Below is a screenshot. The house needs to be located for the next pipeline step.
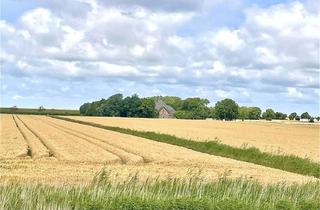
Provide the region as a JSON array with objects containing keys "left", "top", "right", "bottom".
[{"left": 155, "top": 100, "right": 175, "bottom": 118}]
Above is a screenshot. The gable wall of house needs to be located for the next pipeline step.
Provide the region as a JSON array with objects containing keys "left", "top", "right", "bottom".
[{"left": 159, "top": 108, "right": 170, "bottom": 118}]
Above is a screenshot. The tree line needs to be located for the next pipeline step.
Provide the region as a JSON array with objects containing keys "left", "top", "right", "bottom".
[{"left": 79, "top": 94, "right": 319, "bottom": 122}]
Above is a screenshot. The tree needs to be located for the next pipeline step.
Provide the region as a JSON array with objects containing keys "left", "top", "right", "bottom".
[
  {"left": 181, "top": 98, "right": 209, "bottom": 111},
  {"left": 238, "top": 106, "right": 249, "bottom": 120},
  {"left": 215, "top": 99, "right": 239, "bottom": 120},
  {"left": 301, "top": 112, "right": 311, "bottom": 119},
  {"left": 209, "top": 107, "right": 216, "bottom": 119},
  {"left": 38, "top": 105, "right": 45, "bottom": 112},
  {"left": 289, "top": 112, "right": 297, "bottom": 120},
  {"left": 248, "top": 107, "right": 261, "bottom": 120},
  {"left": 191, "top": 106, "right": 211, "bottom": 119},
  {"left": 174, "top": 110, "right": 193, "bottom": 119},
  {"left": 309, "top": 117, "right": 314, "bottom": 123},
  {"left": 275, "top": 112, "right": 287, "bottom": 120},
  {"left": 138, "top": 98, "right": 157, "bottom": 118},
  {"left": 295, "top": 115, "right": 300, "bottom": 121},
  {"left": 79, "top": 103, "right": 91, "bottom": 115},
  {"left": 10, "top": 106, "right": 18, "bottom": 112},
  {"left": 121, "top": 94, "right": 142, "bottom": 117},
  {"left": 316, "top": 117, "right": 320, "bottom": 122},
  {"left": 161, "top": 96, "right": 183, "bottom": 110},
  {"left": 98, "top": 94, "right": 123, "bottom": 117},
  {"left": 262, "top": 108, "right": 275, "bottom": 121}
]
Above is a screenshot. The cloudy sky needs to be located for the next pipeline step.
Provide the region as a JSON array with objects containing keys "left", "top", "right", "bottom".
[{"left": 0, "top": 0, "right": 319, "bottom": 115}]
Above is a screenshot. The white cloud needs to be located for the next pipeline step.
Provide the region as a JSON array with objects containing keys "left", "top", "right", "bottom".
[
  {"left": 215, "top": 89, "right": 229, "bottom": 98},
  {"left": 210, "top": 61, "right": 225, "bottom": 73},
  {"left": 287, "top": 87, "right": 303, "bottom": 98},
  {"left": 130, "top": 45, "right": 145, "bottom": 57},
  {"left": 167, "top": 35, "right": 193, "bottom": 50},
  {"left": 12, "top": 95, "right": 24, "bottom": 100},
  {"left": 0, "top": 0, "right": 319, "bottom": 114},
  {"left": 212, "top": 29, "right": 244, "bottom": 51},
  {"left": 61, "top": 26, "right": 84, "bottom": 52},
  {"left": 21, "top": 8, "right": 59, "bottom": 34},
  {"left": 17, "top": 60, "right": 30, "bottom": 70}
]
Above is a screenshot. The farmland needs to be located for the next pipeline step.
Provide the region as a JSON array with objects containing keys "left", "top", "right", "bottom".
[
  {"left": 64, "top": 116, "right": 320, "bottom": 161},
  {"left": 1, "top": 114, "right": 317, "bottom": 184},
  {"left": 1, "top": 114, "right": 319, "bottom": 209}
]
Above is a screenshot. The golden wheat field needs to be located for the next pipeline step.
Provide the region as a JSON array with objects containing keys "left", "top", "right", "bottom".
[
  {"left": 65, "top": 116, "right": 320, "bottom": 161},
  {"left": 0, "top": 114, "right": 318, "bottom": 186}
]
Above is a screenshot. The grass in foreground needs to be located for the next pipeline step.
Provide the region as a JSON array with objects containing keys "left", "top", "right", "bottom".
[
  {"left": 1, "top": 170, "right": 319, "bottom": 210},
  {"left": 53, "top": 116, "right": 320, "bottom": 178}
]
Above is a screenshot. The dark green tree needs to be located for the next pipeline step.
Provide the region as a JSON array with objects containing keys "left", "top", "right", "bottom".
[
  {"left": 174, "top": 110, "right": 193, "bottom": 119},
  {"left": 138, "top": 98, "right": 157, "bottom": 118},
  {"left": 121, "top": 94, "right": 142, "bottom": 117},
  {"left": 79, "top": 103, "right": 91, "bottom": 115},
  {"left": 248, "top": 107, "right": 261, "bottom": 120},
  {"left": 215, "top": 99, "right": 239, "bottom": 120},
  {"left": 275, "top": 112, "right": 287, "bottom": 120},
  {"left": 262, "top": 108, "right": 275, "bottom": 121},
  {"left": 238, "top": 106, "right": 249, "bottom": 120},
  {"left": 289, "top": 112, "right": 297, "bottom": 120},
  {"left": 301, "top": 112, "right": 311, "bottom": 119},
  {"left": 181, "top": 98, "right": 209, "bottom": 111},
  {"left": 98, "top": 94, "right": 123, "bottom": 117},
  {"left": 161, "top": 96, "right": 183, "bottom": 110}
]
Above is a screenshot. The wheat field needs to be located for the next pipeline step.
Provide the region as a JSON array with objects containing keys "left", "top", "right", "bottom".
[
  {"left": 0, "top": 114, "right": 318, "bottom": 186},
  {"left": 65, "top": 116, "right": 320, "bottom": 161}
]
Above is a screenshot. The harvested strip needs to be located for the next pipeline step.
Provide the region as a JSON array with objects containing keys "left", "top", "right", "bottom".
[
  {"left": 0, "top": 115, "right": 28, "bottom": 159},
  {"left": 64, "top": 116, "right": 320, "bottom": 161},
  {"left": 13, "top": 115, "right": 49, "bottom": 159},
  {"left": 18, "top": 116, "right": 121, "bottom": 164},
  {"left": 37, "top": 117, "right": 144, "bottom": 164},
  {"left": 42, "top": 116, "right": 190, "bottom": 163},
  {"left": 38, "top": 116, "right": 320, "bottom": 184}
]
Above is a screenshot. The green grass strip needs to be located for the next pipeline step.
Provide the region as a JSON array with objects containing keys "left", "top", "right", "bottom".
[
  {"left": 52, "top": 116, "right": 320, "bottom": 178},
  {"left": 1, "top": 170, "right": 320, "bottom": 210}
]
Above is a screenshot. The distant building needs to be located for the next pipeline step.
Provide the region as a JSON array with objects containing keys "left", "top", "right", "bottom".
[{"left": 155, "top": 100, "right": 175, "bottom": 118}]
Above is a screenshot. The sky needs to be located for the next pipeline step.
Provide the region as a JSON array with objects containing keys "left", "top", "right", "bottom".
[{"left": 0, "top": 0, "right": 319, "bottom": 115}]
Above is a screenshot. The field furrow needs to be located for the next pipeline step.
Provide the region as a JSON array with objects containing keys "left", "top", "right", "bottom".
[
  {"left": 37, "top": 117, "right": 144, "bottom": 164},
  {"left": 40, "top": 116, "right": 203, "bottom": 164},
  {"left": 18, "top": 116, "right": 121, "bottom": 163},
  {"left": 30, "top": 117, "right": 313, "bottom": 184},
  {"left": 0, "top": 115, "right": 28, "bottom": 159},
  {"left": 13, "top": 115, "right": 50, "bottom": 159}
]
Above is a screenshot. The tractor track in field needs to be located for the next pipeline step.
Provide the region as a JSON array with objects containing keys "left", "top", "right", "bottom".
[
  {"left": 13, "top": 115, "right": 51, "bottom": 159},
  {"left": 12, "top": 115, "right": 32, "bottom": 158},
  {"left": 33, "top": 116, "right": 146, "bottom": 165},
  {"left": 15, "top": 115, "right": 65, "bottom": 160}
]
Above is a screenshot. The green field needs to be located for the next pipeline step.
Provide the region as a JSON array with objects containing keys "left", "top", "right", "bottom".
[{"left": 0, "top": 107, "right": 80, "bottom": 116}]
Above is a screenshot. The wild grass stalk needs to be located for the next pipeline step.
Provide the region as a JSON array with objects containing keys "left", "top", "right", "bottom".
[{"left": 1, "top": 170, "right": 319, "bottom": 209}]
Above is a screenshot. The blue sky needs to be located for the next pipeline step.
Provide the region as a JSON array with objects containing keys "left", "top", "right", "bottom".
[{"left": 0, "top": 0, "right": 319, "bottom": 116}]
